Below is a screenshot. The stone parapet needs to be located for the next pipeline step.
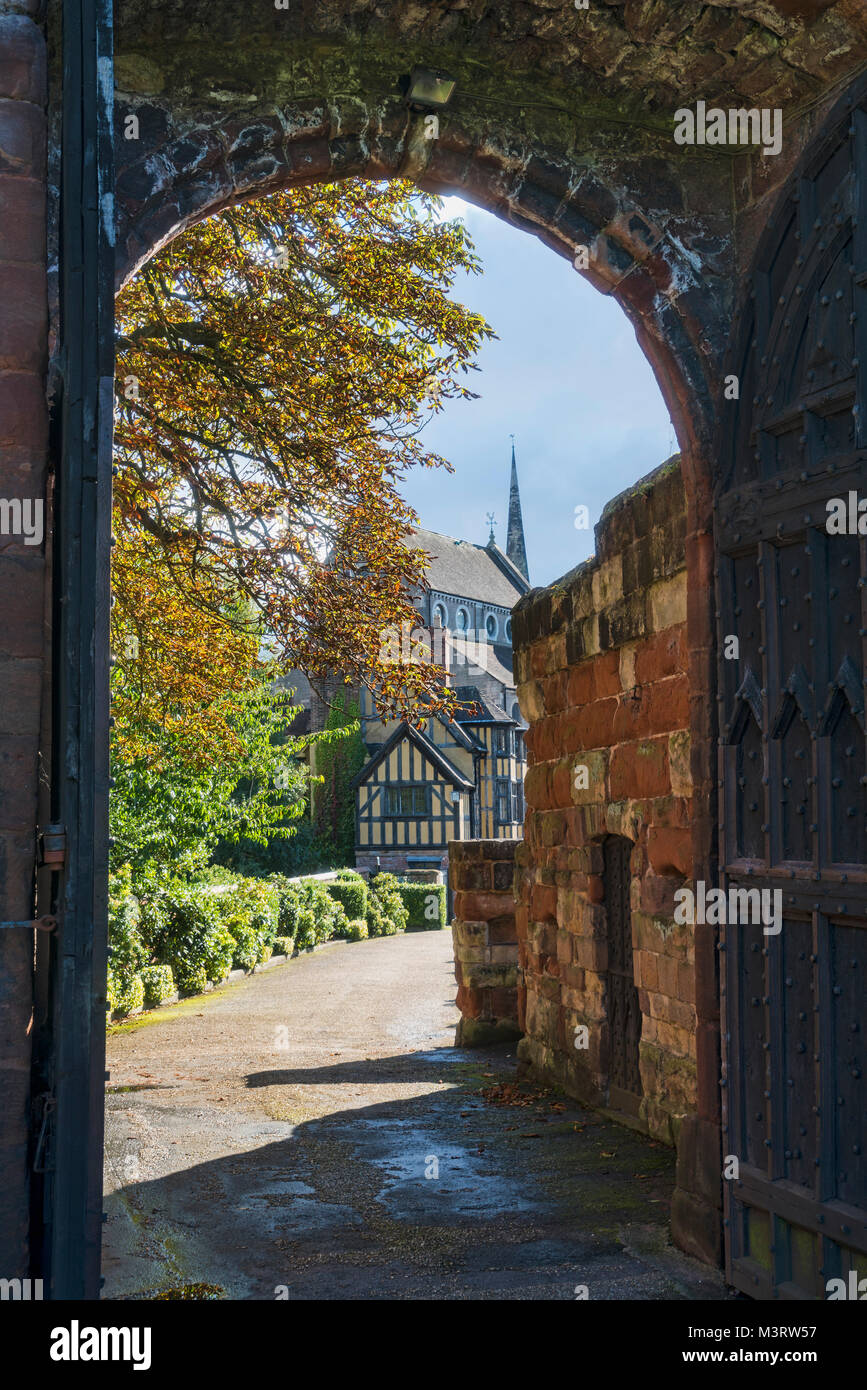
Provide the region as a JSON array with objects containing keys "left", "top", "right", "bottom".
[{"left": 449, "top": 840, "right": 521, "bottom": 1047}]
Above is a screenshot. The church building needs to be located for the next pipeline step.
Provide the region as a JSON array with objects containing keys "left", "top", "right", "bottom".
[{"left": 353, "top": 447, "right": 531, "bottom": 881}]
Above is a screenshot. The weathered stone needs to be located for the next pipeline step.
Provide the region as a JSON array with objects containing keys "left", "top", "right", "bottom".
[{"left": 0, "top": 15, "right": 45, "bottom": 103}]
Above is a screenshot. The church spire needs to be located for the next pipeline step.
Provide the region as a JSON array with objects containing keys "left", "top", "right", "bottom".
[{"left": 506, "top": 437, "right": 529, "bottom": 582}]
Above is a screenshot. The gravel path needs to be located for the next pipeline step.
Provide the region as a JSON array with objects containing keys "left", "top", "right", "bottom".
[{"left": 102, "top": 929, "right": 728, "bottom": 1301}]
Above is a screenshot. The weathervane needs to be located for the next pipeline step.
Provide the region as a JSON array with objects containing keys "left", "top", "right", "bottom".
[{"left": 487, "top": 511, "right": 496, "bottom": 544}]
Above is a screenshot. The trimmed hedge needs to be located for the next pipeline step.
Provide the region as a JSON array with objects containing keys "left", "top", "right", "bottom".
[
  {"left": 324, "top": 878, "right": 368, "bottom": 922},
  {"left": 396, "top": 882, "right": 447, "bottom": 930},
  {"left": 268, "top": 876, "right": 351, "bottom": 949},
  {"left": 366, "top": 872, "right": 409, "bottom": 938},
  {"left": 299, "top": 878, "right": 344, "bottom": 945},
  {"left": 141, "top": 963, "right": 175, "bottom": 1008},
  {"left": 107, "top": 969, "right": 144, "bottom": 1016},
  {"left": 216, "top": 878, "right": 279, "bottom": 969},
  {"left": 268, "top": 875, "right": 304, "bottom": 947},
  {"left": 150, "top": 883, "right": 236, "bottom": 994},
  {"left": 108, "top": 864, "right": 383, "bottom": 1021}
]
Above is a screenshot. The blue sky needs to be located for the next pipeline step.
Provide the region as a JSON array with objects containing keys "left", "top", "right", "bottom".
[{"left": 400, "top": 196, "right": 675, "bottom": 590}]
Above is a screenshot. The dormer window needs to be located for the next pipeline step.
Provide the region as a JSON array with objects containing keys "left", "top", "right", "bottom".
[
  {"left": 455, "top": 607, "right": 469, "bottom": 631},
  {"left": 433, "top": 602, "right": 447, "bottom": 628},
  {"left": 485, "top": 613, "right": 498, "bottom": 640}
]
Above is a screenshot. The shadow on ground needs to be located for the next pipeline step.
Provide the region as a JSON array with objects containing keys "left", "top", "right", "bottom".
[{"left": 105, "top": 1042, "right": 728, "bottom": 1302}]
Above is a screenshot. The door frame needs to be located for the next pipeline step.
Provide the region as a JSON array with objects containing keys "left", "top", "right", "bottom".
[{"left": 33, "top": 0, "right": 116, "bottom": 1300}]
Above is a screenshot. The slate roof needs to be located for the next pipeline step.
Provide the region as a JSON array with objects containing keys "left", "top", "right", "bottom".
[
  {"left": 452, "top": 686, "right": 516, "bottom": 725},
  {"left": 446, "top": 634, "right": 516, "bottom": 691},
  {"left": 408, "top": 527, "right": 528, "bottom": 609}
]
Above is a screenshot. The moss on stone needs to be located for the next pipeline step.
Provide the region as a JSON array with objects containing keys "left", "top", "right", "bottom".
[{"left": 457, "top": 1017, "right": 523, "bottom": 1048}]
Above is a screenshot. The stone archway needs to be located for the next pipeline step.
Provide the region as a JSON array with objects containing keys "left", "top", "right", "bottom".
[
  {"left": 103, "top": 4, "right": 867, "bottom": 1282},
  {"left": 113, "top": 97, "right": 727, "bottom": 479},
  {"left": 110, "top": 104, "right": 728, "bottom": 1268},
  {"left": 3, "top": 0, "right": 867, "bottom": 1297}
]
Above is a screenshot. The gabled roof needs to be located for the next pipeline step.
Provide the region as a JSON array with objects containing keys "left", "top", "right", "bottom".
[
  {"left": 360, "top": 703, "right": 483, "bottom": 755},
  {"left": 352, "top": 720, "right": 474, "bottom": 792},
  {"left": 436, "top": 709, "right": 484, "bottom": 753},
  {"left": 452, "top": 686, "right": 517, "bottom": 725},
  {"left": 408, "top": 527, "right": 528, "bottom": 609}
]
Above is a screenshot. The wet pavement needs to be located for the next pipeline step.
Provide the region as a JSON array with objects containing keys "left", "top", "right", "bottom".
[{"left": 103, "top": 929, "right": 728, "bottom": 1300}]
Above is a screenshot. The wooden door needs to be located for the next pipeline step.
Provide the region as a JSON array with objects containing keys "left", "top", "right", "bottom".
[
  {"left": 716, "top": 80, "right": 867, "bottom": 1300},
  {"left": 605, "top": 835, "right": 642, "bottom": 1116}
]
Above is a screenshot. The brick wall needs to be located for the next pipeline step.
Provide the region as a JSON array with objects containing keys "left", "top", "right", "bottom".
[
  {"left": 450, "top": 839, "right": 521, "bottom": 1047},
  {"left": 512, "top": 458, "right": 693, "bottom": 1138},
  {"left": 355, "top": 849, "right": 448, "bottom": 881}
]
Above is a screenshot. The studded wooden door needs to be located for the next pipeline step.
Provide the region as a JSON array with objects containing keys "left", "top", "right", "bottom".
[
  {"left": 604, "top": 835, "right": 642, "bottom": 1116},
  {"left": 716, "top": 83, "right": 867, "bottom": 1301}
]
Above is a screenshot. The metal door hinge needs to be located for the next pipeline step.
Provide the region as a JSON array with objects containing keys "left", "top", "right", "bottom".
[
  {"left": 0, "top": 916, "right": 57, "bottom": 932},
  {"left": 39, "top": 823, "right": 67, "bottom": 868}
]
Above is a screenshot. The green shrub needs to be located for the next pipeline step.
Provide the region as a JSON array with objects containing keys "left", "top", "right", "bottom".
[
  {"left": 272, "top": 935, "right": 295, "bottom": 957},
  {"left": 345, "top": 917, "right": 368, "bottom": 942},
  {"left": 325, "top": 878, "right": 368, "bottom": 922},
  {"left": 175, "top": 962, "right": 208, "bottom": 996},
  {"left": 140, "top": 963, "right": 175, "bottom": 1008},
  {"left": 329, "top": 900, "right": 350, "bottom": 939},
  {"left": 150, "top": 882, "right": 235, "bottom": 994},
  {"left": 194, "top": 864, "right": 240, "bottom": 887},
  {"left": 366, "top": 872, "right": 408, "bottom": 937},
  {"left": 214, "top": 876, "right": 280, "bottom": 971},
  {"left": 293, "top": 906, "right": 318, "bottom": 950},
  {"left": 107, "top": 867, "right": 148, "bottom": 1017},
  {"left": 226, "top": 920, "right": 260, "bottom": 971},
  {"left": 366, "top": 897, "right": 386, "bottom": 938},
  {"left": 395, "top": 882, "right": 447, "bottom": 930},
  {"left": 137, "top": 889, "right": 170, "bottom": 952},
  {"left": 218, "top": 877, "right": 279, "bottom": 940},
  {"left": 334, "top": 868, "right": 364, "bottom": 881},
  {"left": 107, "top": 969, "right": 144, "bottom": 1017},
  {"left": 203, "top": 925, "right": 236, "bottom": 982},
  {"left": 268, "top": 875, "right": 302, "bottom": 944},
  {"left": 298, "top": 878, "right": 342, "bottom": 944},
  {"left": 261, "top": 875, "right": 350, "bottom": 950},
  {"left": 108, "top": 866, "right": 147, "bottom": 975}
]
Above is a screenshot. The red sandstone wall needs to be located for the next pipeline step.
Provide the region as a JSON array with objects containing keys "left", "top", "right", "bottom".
[
  {"left": 512, "top": 458, "right": 694, "bottom": 1144},
  {"left": 450, "top": 839, "right": 521, "bottom": 1047}
]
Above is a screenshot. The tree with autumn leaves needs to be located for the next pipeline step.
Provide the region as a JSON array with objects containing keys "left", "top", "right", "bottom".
[{"left": 110, "top": 179, "right": 493, "bottom": 874}]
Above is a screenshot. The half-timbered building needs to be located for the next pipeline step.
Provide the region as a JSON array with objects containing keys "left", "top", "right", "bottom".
[{"left": 353, "top": 450, "right": 530, "bottom": 879}]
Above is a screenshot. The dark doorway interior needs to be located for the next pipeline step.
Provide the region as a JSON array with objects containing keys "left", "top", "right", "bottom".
[{"left": 604, "top": 834, "right": 642, "bottom": 1117}]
